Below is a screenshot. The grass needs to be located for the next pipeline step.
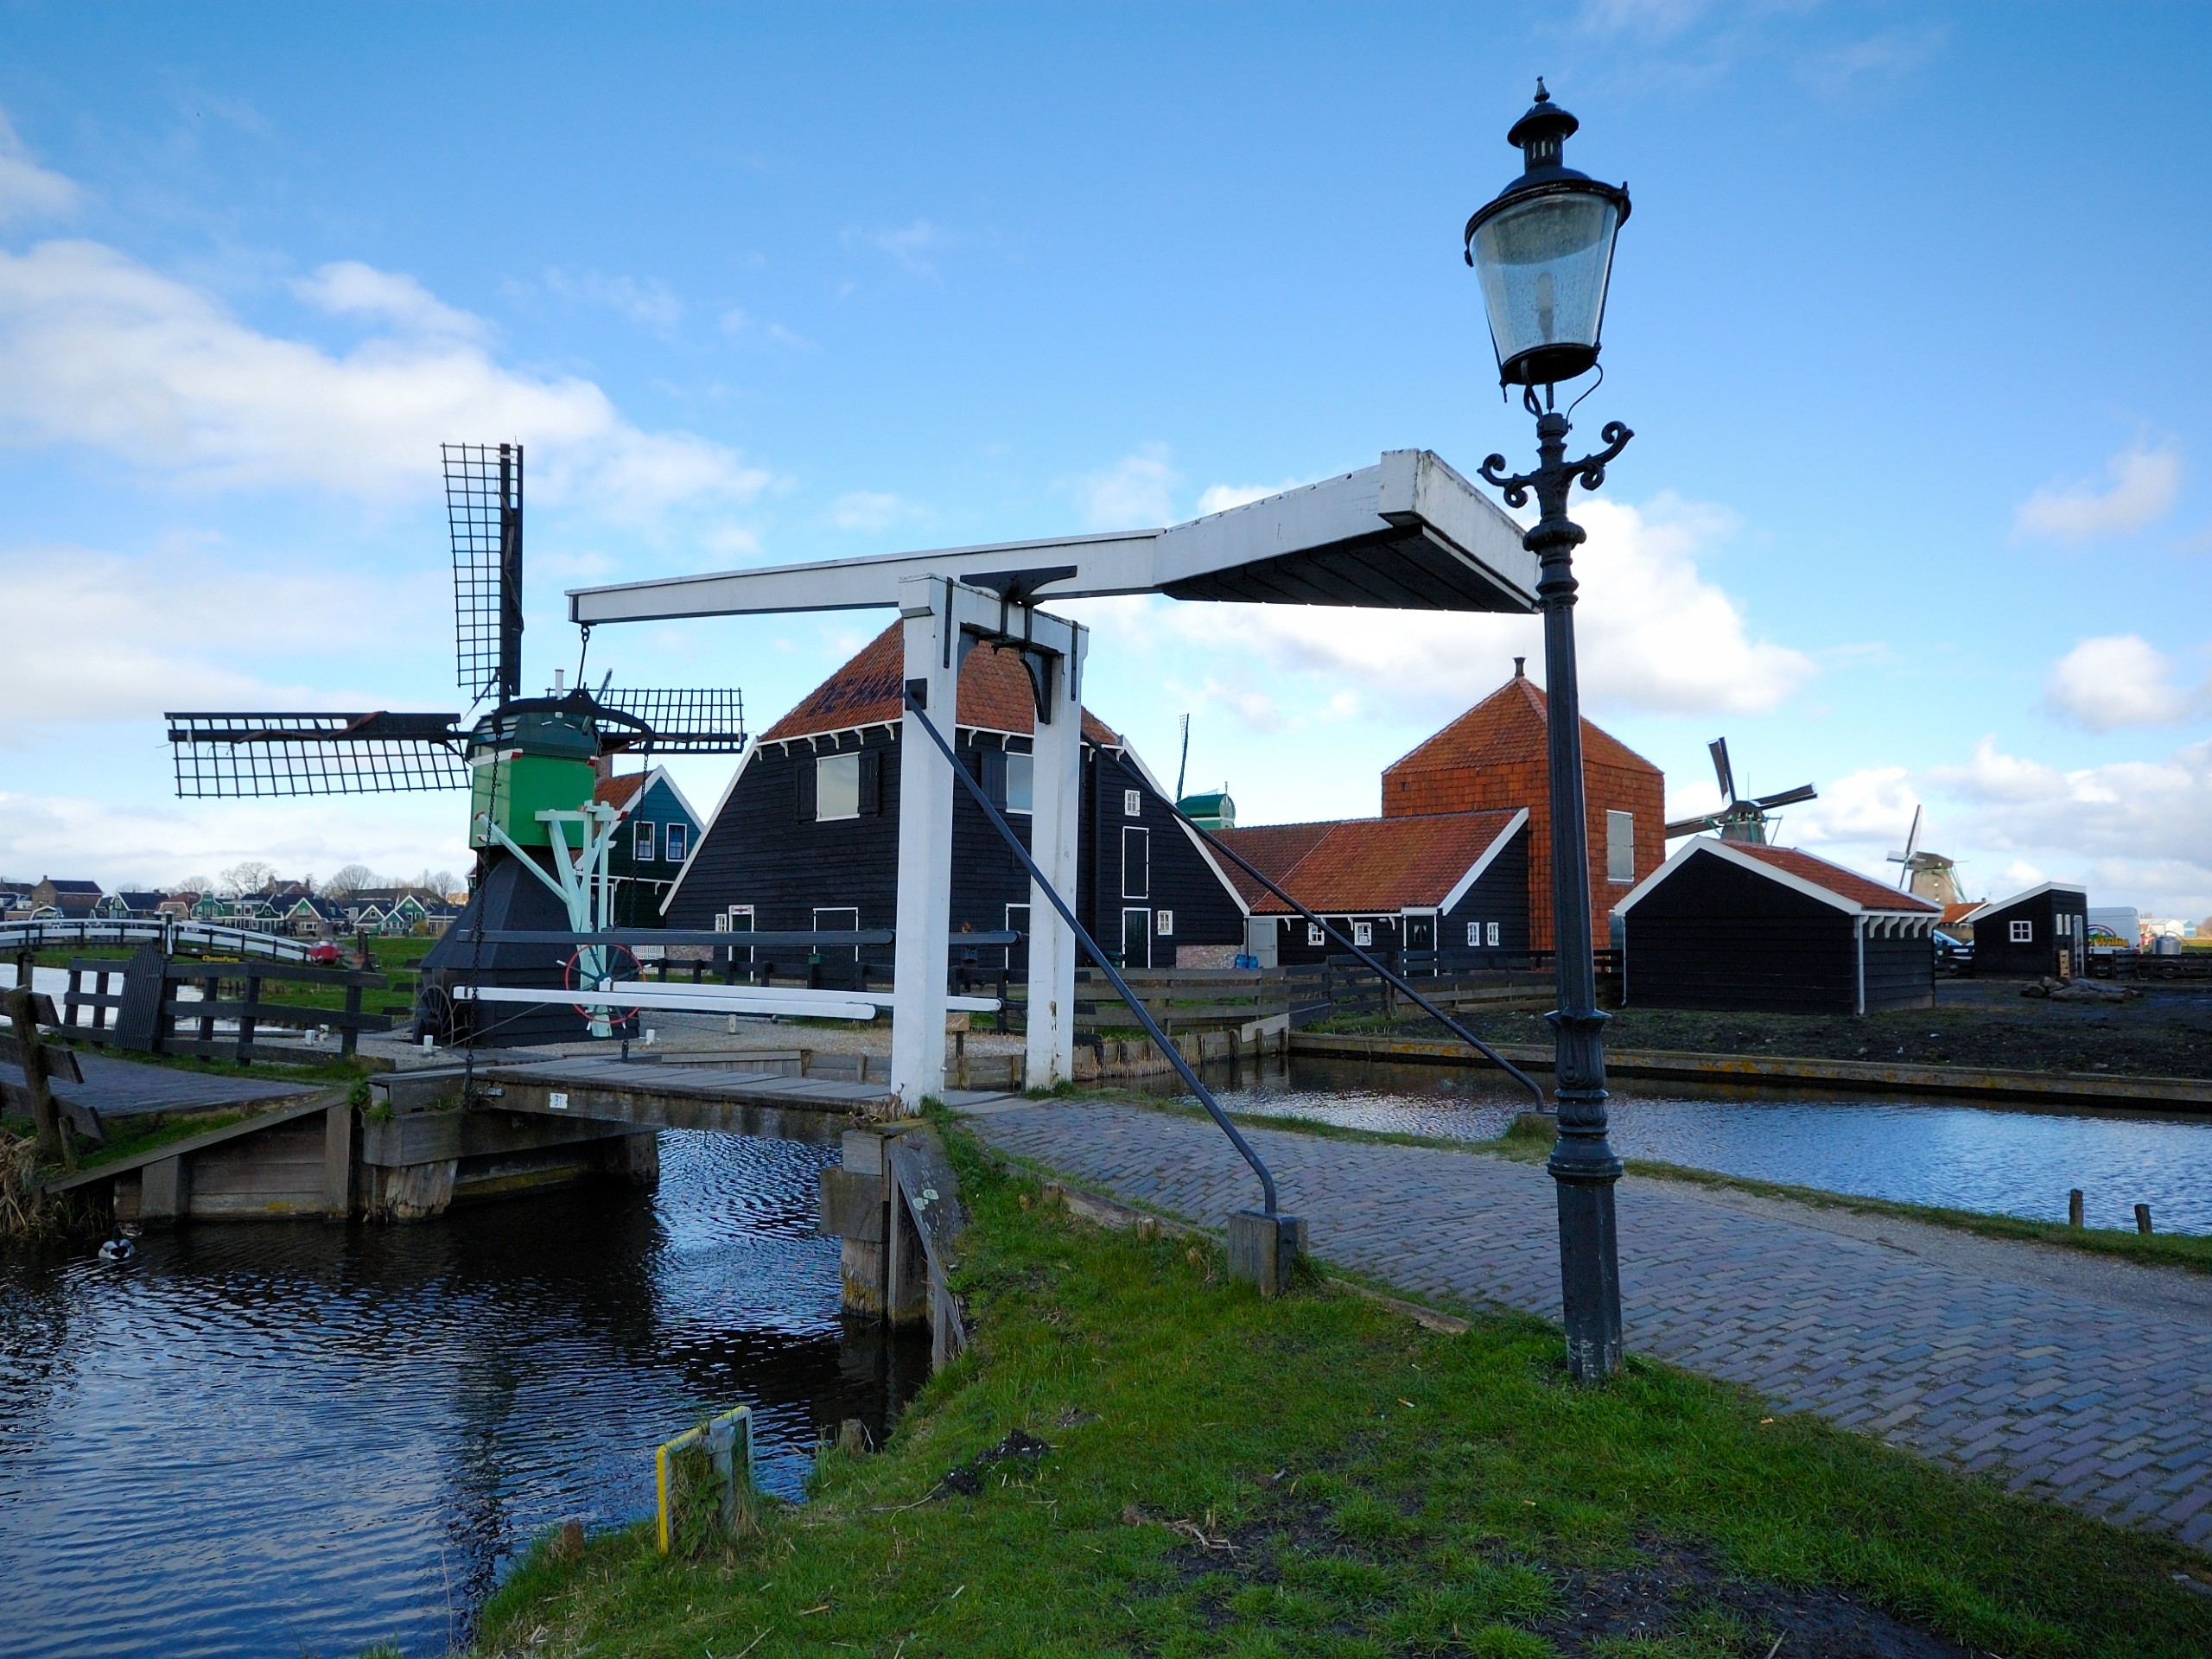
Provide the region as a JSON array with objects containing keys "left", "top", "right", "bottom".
[
  {"left": 474, "top": 1127, "right": 2212, "bottom": 1658},
  {"left": 73, "top": 1110, "right": 247, "bottom": 1169}
]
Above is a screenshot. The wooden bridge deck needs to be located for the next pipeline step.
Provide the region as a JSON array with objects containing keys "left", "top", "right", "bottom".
[{"left": 3, "top": 1049, "right": 321, "bottom": 1124}]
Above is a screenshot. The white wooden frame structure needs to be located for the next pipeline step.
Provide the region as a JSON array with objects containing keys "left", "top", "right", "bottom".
[{"left": 567, "top": 448, "right": 1536, "bottom": 1108}]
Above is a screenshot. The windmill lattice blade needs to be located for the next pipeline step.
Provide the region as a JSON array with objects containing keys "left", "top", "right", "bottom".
[
  {"left": 1708, "top": 738, "right": 1734, "bottom": 801},
  {"left": 167, "top": 711, "right": 468, "bottom": 798},
  {"left": 593, "top": 688, "right": 749, "bottom": 753},
  {"left": 1753, "top": 783, "right": 1818, "bottom": 810},
  {"left": 444, "top": 442, "right": 522, "bottom": 704},
  {"left": 1664, "top": 816, "right": 1720, "bottom": 838}
]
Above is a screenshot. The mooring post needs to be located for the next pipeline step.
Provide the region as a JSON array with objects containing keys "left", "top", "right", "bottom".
[
  {"left": 2136, "top": 1203, "right": 2152, "bottom": 1235},
  {"left": 2068, "top": 1188, "right": 2085, "bottom": 1227}
]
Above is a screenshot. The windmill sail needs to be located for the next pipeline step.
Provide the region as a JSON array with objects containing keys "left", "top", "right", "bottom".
[
  {"left": 1664, "top": 734, "right": 1815, "bottom": 844},
  {"left": 166, "top": 711, "right": 467, "bottom": 798},
  {"left": 592, "top": 688, "right": 748, "bottom": 753},
  {"left": 444, "top": 442, "right": 524, "bottom": 706}
]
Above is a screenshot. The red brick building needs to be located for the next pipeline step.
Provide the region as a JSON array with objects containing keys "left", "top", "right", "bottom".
[{"left": 1380, "top": 663, "right": 1665, "bottom": 953}]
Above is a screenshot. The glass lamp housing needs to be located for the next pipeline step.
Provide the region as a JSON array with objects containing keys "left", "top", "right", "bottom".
[{"left": 1465, "top": 83, "right": 1630, "bottom": 389}]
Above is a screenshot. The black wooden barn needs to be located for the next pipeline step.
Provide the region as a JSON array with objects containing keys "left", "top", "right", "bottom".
[
  {"left": 1961, "top": 882, "right": 2090, "bottom": 978},
  {"left": 1217, "top": 810, "right": 1531, "bottom": 966},
  {"left": 1613, "top": 839, "right": 1942, "bottom": 1014},
  {"left": 662, "top": 626, "right": 1249, "bottom": 970}
]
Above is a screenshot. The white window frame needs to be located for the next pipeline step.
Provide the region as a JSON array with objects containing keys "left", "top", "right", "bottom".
[
  {"left": 1122, "top": 788, "right": 1142, "bottom": 817},
  {"left": 1488, "top": 920, "right": 1502, "bottom": 948},
  {"left": 2010, "top": 918, "right": 2033, "bottom": 944},
  {"left": 1605, "top": 810, "right": 1636, "bottom": 884},
  {"left": 1352, "top": 920, "right": 1374, "bottom": 947},
  {"left": 632, "top": 819, "right": 656, "bottom": 861},
  {"left": 814, "top": 905, "right": 861, "bottom": 962},
  {"left": 1306, "top": 922, "right": 1325, "bottom": 946},
  {"left": 1006, "top": 752, "right": 1035, "bottom": 816},
  {"left": 817, "top": 753, "right": 861, "bottom": 821},
  {"left": 1155, "top": 909, "right": 1173, "bottom": 936},
  {"left": 1466, "top": 921, "right": 1482, "bottom": 947},
  {"left": 1005, "top": 902, "right": 1030, "bottom": 937},
  {"left": 1121, "top": 825, "right": 1149, "bottom": 899},
  {"left": 662, "top": 821, "right": 687, "bottom": 863}
]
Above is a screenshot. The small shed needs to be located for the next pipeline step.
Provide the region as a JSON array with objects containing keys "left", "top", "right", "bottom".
[
  {"left": 1961, "top": 882, "right": 2089, "bottom": 978},
  {"left": 1614, "top": 839, "right": 1942, "bottom": 1014}
]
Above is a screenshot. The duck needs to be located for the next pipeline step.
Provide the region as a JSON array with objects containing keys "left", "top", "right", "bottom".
[{"left": 98, "top": 1235, "right": 137, "bottom": 1264}]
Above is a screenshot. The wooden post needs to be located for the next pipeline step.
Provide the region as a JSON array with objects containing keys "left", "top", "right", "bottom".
[
  {"left": 65, "top": 964, "right": 81, "bottom": 1034},
  {"left": 323, "top": 1099, "right": 353, "bottom": 1217},
  {"left": 341, "top": 978, "right": 363, "bottom": 1058},
  {"left": 5, "top": 987, "right": 73, "bottom": 1170},
  {"left": 237, "top": 969, "right": 262, "bottom": 1065},
  {"left": 141, "top": 1154, "right": 187, "bottom": 1221},
  {"left": 198, "top": 970, "right": 219, "bottom": 1049},
  {"left": 2068, "top": 1188, "right": 2085, "bottom": 1228},
  {"left": 2135, "top": 1203, "right": 2152, "bottom": 1236}
]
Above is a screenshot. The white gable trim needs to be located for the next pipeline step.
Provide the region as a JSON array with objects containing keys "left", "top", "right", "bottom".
[
  {"left": 1116, "top": 741, "right": 1252, "bottom": 918},
  {"left": 1435, "top": 808, "right": 1532, "bottom": 916},
  {"left": 1961, "top": 880, "right": 2088, "bottom": 925},
  {"left": 659, "top": 742, "right": 757, "bottom": 915},
  {"left": 1611, "top": 836, "right": 1934, "bottom": 919}
]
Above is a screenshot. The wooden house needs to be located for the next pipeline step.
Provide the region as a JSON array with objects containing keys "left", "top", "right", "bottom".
[
  {"left": 31, "top": 877, "right": 104, "bottom": 918},
  {"left": 1612, "top": 838, "right": 1942, "bottom": 1014},
  {"left": 664, "top": 625, "right": 1249, "bottom": 969},
  {"left": 1380, "top": 661, "right": 1663, "bottom": 954},
  {"left": 1219, "top": 810, "right": 1530, "bottom": 966},
  {"left": 594, "top": 767, "right": 706, "bottom": 926},
  {"left": 1960, "top": 882, "right": 2089, "bottom": 978}
]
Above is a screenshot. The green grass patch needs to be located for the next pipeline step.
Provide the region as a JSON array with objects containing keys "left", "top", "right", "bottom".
[
  {"left": 75, "top": 1111, "right": 247, "bottom": 1169},
  {"left": 474, "top": 1129, "right": 2212, "bottom": 1658}
]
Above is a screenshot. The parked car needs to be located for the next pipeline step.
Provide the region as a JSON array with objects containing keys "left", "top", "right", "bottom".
[{"left": 1933, "top": 929, "right": 1973, "bottom": 976}]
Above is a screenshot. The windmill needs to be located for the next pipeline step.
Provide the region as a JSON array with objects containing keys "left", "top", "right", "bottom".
[
  {"left": 1886, "top": 805, "right": 1967, "bottom": 907},
  {"left": 165, "top": 442, "right": 748, "bottom": 1044},
  {"left": 1662, "top": 737, "right": 1816, "bottom": 846}
]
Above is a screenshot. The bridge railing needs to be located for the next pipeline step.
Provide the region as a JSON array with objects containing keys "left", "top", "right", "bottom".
[{"left": 0, "top": 918, "right": 316, "bottom": 963}]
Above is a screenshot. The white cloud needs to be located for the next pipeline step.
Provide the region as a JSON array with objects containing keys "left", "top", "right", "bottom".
[
  {"left": 718, "top": 307, "right": 813, "bottom": 350},
  {"left": 1196, "top": 478, "right": 1309, "bottom": 517},
  {"left": 1764, "top": 765, "right": 1915, "bottom": 848},
  {"left": 543, "top": 268, "right": 684, "bottom": 334},
  {"left": 2045, "top": 634, "right": 2202, "bottom": 730},
  {"left": 831, "top": 490, "right": 915, "bottom": 532},
  {"left": 1130, "top": 493, "right": 1813, "bottom": 721},
  {"left": 293, "top": 260, "right": 485, "bottom": 340},
  {"left": 2013, "top": 442, "right": 2183, "bottom": 544},
  {"left": 0, "top": 238, "right": 772, "bottom": 517},
  {"left": 846, "top": 219, "right": 953, "bottom": 278},
  {"left": 0, "top": 111, "right": 79, "bottom": 224},
  {"left": 1076, "top": 444, "right": 1179, "bottom": 531}
]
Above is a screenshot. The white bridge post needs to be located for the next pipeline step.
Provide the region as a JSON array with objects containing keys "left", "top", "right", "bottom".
[
  {"left": 889, "top": 577, "right": 959, "bottom": 1109},
  {"left": 1026, "top": 621, "right": 1086, "bottom": 1089}
]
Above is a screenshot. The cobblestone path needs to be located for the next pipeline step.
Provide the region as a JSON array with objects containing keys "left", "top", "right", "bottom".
[{"left": 966, "top": 1099, "right": 2212, "bottom": 1550}]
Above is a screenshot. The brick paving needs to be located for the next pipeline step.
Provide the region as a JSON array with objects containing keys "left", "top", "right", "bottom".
[{"left": 967, "top": 1098, "right": 2212, "bottom": 1550}]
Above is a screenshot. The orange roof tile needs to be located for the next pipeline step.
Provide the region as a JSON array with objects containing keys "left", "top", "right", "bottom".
[
  {"left": 1222, "top": 810, "right": 1523, "bottom": 915},
  {"left": 1382, "top": 672, "right": 1659, "bottom": 779},
  {"left": 760, "top": 624, "right": 1119, "bottom": 746},
  {"left": 593, "top": 772, "right": 647, "bottom": 810},
  {"left": 1211, "top": 820, "right": 1338, "bottom": 906},
  {"left": 1730, "top": 843, "right": 1942, "bottom": 912}
]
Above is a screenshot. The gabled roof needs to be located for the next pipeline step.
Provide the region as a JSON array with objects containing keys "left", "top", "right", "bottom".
[
  {"left": 760, "top": 624, "right": 1119, "bottom": 747},
  {"left": 1382, "top": 671, "right": 1660, "bottom": 780},
  {"left": 1221, "top": 810, "right": 1527, "bottom": 916},
  {"left": 1959, "top": 880, "right": 2088, "bottom": 924},
  {"left": 116, "top": 890, "right": 166, "bottom": 909},
  {"left": 41, "top": 877, "right": 103, "bottom": 894},
  {"left": 594, "top": 765, "right": 705, "bottom": 830},
  {"left": 1614, "top": 837, "right": 1942, "bottom": 918}
]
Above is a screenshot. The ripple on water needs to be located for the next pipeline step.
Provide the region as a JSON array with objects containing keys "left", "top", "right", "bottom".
[{"left": 0, "top": 1131, "right": 928, "bottom": 1659}]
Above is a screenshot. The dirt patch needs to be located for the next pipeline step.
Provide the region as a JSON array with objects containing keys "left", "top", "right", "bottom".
[{"left": 931, "top": 1427, "right": 1052, "bottom": 1498}]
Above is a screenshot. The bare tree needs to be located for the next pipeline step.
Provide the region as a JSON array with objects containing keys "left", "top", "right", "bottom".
[
  {"left": 324, "top": 864, "right": 378, "bottom": 899},
  {"left": 176, "top": 874, "right": 216, "bottom": 898},
  {"left": 219, "top": 860, "right": 277, "bottom": 897}
]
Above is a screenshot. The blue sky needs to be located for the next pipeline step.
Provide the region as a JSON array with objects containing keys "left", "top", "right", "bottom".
[{"left": 3, "top": 2, "right": 2209, "bottom": 918}]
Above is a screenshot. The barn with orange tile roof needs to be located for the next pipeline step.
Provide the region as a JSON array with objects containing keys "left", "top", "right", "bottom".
[
  {"left": 665, "top": 626, "right": 1249, "bottom": 969},
  {"left": 1612, "top": 836, "right": 1942, "bottom": 1014}
]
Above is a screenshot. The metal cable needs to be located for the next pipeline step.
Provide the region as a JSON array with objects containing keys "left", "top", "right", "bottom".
[
  {"left": 901, "top": 691, "right": 1279, "bottom": 1215},
  {"left": 1104, "top": 752, "right": 1548, "bottom": 1113}
]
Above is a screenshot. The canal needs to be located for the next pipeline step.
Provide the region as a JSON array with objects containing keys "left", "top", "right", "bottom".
[{"left": 0, "top": 1132, "right": 928, "bottom": 1659}]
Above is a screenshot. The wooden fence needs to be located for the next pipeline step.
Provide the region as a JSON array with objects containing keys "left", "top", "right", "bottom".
[{"left": 63, "top": 946, "right": 393, "bottom": 1063}]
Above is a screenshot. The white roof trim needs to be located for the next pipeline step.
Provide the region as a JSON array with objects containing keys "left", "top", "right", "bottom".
[
  {"left": 1116, "top": 741, "right": 1252, "bottom": 918},
  {"left": 1436, "top": 808, "right": 1531, "bottom": 915},
  {"left": 1610, "top": 836, "right": 1938, "bottom": 919},
  {"left": 1960, "top": 880, "right": 2088, "bottom": 924}
]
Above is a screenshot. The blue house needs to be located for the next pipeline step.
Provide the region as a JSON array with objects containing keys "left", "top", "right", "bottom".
[{"left": 595, "top": 766, "right": 706, "bottom": 926}]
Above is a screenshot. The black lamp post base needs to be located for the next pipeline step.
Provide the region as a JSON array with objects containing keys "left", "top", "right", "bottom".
[{"left": 1552, "top": 1168, "right": 1624, "bottom": 1381}]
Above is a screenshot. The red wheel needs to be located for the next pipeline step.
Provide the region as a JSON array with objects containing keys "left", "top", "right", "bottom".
[{"left": 564, "top": 943, "right": 644, "bottom": 1026}]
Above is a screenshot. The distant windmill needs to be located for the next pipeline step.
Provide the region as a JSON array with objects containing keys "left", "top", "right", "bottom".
[
  {"left": 1662, "top": 737, "right": 1817, "bottom": 846},
  {"left": 164, "top": 443, "right": 750, "bottom": 1043},
  {"left": 1886, "top": 805, "right": 1967, "bottom": 907}
]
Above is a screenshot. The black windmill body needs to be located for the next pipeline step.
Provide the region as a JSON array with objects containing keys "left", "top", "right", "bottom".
[
  {"left": 165, "top": 443, "right": 747, "bottom": 1046},
  {"left": 1662, "top": 738, "right": 1816, "bottom": 847}
]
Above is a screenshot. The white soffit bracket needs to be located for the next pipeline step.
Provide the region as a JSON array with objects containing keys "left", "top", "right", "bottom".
[{"left": 567, "top": 450, "right": 1537, "bottom": 624}]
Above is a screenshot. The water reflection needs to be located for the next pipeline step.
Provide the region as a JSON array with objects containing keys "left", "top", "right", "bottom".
[
  {"left": 0, "top": 1132, "right": 927, "bottom": 1659},
  {"left": 1178, "top": 1055, "right": 2212, "bottom": 1236}
]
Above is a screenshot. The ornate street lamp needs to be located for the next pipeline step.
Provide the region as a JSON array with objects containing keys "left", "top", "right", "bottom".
[{"left": 1465, "top": 79, "right": 1632, "bottom": 1383}]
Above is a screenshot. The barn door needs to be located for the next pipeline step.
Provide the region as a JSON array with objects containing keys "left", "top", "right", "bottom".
[{"left": 1121, "top": 907, "right": 1152, "bottom": 969}]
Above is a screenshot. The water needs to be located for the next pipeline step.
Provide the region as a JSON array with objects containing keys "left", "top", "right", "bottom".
[
  {"left": 1198, "top": 1056, "right": 2212, "bottom": 1235},
  {"left": 0, "top": 1134, "right": 926, "bottom": 1659}
]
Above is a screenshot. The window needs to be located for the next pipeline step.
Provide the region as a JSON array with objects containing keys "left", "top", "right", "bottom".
[
  {"left": 633, "top": 820, "right": 656, "bottom": 861},
  {"left": 1307, "top": 922, "right": 1325, "bottom": 946},
  {"left": 1156, "top": 909, "right": 1174, "bottom": 936},
  {"left": 1122, "top": 826, "right": 1149, "bottom": 899},
  {"left": 2010, "top": 919, "right": 2033, "bottom": 944},
  {"left": 1467, "top": 921, "right": 1482, "bottom": 947},
  {"left": 663, "top": 822, "right": 687, "bottom": 862},
  {"left": 1352, "top": 920, "right": 1373, "bottom": 947},
  {"left": 1006, "top": 752, "right": 1034, "bottom": 814},
  {"left": 817, "top": 752, "right": 861, "bottom": 820},
  {"left": 1488, "top": 921, "right": 1502, "bottom": 947},
  {"left": 1605, "top": 810, "right": 1636, "bottom": 883},
  {"left": 1122, "top": 788, "right": 1142, "bottom": 817}
]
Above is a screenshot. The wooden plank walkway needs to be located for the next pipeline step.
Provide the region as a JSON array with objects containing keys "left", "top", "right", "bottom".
[{"left": 2, "top": 1049, "right": 321, "bottom": 1122}]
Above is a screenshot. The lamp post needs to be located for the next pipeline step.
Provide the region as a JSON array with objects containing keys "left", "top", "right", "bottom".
[{"left": 1465, "top": 79, "right": 1632, "bottom": 1383}]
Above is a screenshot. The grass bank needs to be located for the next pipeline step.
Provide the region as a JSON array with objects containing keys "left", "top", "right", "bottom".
[{"left": 476, "top": 1128, "right": 2212, "bottom": 1658}]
